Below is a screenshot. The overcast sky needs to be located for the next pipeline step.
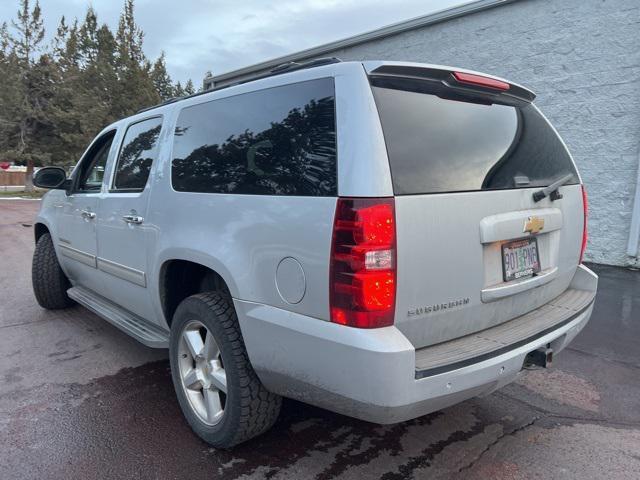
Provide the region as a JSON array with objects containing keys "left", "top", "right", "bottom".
[{"left": 1, "top": 0, "right": 469, "bottom": 86}]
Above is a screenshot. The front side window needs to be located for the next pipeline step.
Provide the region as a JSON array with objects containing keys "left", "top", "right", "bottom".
[
  {"left": 76, "top": 132, "right": 115, "bottom": 192},
  {"left": 112, "top": 117, "right": 163, "bottom": 191},
  {"left": 171, "top": 77, "right": 337, "bottom": 196}
]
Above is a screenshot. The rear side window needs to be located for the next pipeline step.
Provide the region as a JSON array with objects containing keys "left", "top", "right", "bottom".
[
  {"left": 371, "top": 84, "right": 578, "bottom": 195},
  {"left": 171, "top": 78, "right": 337, "bottom": 196},
  {"left": 112, "top": 116, "right": 163, "bottom": 191}
]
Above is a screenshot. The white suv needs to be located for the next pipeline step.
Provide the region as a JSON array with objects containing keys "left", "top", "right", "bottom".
[{"left": 31, "top": 59, "right": 597, "bottom": 448}]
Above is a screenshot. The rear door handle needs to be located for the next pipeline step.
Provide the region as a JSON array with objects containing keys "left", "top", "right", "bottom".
[
  {"left": 80, "top": 209, "right": 96, "bottom": 219},
  {"left": 122, "top": 214, "right": 144, "bottom": 225}
]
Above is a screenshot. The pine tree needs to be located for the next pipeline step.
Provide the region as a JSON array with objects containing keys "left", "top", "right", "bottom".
[
  {"left": 63, "top": 19, "right": 81, "bottom": 69},
  {"left": 112, "top": 0, "right": 159, "bottom": 117},
  {"left": 173, "top": 80, "right": 184, "bottom": 97},
  {"left": 3, "top": 0, "right": 48, "bottom": 191},
  {"left": 0, "top": 0, "right": 200, "bottom": 179},
  {"left": 0, "top": 24, "right": 21, "bottom": 159},
  {"left": 151, "top": 52, "right": 174, "bottom": 101},
  {"left": 184, "top": 79, "right": 196, "bottom": 95},
  {"left": 116, "top": 0, "right": 145, "bottom": 67},
  {"left": 78, "top": 8, "right": 98, "bottom": 66},
  {"left": 10, "top": 0, "right": 44, "bottom": 66},
  {"left": 0, "top": 22, "right": 10, "bottom": 59},
  {"left": 51, "top": 16, "right": 68, "bottom": 61}
]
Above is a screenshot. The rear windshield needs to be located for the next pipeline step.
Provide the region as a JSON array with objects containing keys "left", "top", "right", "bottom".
[{"left": 371, "top": 84, "right": 578, "bottom": 195}]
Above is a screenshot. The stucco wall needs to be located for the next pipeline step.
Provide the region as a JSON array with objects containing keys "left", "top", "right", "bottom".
[{"left": 318, "top": 0, "right": 640, "bottom": 266}]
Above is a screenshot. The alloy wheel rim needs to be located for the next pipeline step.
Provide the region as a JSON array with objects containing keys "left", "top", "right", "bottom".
[{"left": 178, "top": 320, "right": 227, "bottom": 425}]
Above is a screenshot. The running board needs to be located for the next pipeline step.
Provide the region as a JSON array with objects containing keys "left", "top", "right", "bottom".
[{"left": 67, "top": 286, "right": 169, "bottom": 348}]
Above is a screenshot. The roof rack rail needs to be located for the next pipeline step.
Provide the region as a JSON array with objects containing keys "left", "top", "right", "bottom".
[
  {"left": 236, "top": 57, "right": 342, "bottom": 85},
  {"left": 270, "top": 57, "right": 342, "bottom": 74},
  {"left": 135, "top": 86, "right": 211, "bottom": 114},
  {"left": 136, "top": 96, "right": 182, "bottom": 114},
  {"left": 214, "top": 57, "right": 342, "bottom": 91},
  {"left": 135, "top": 57, "right": 342, "bottom": 115}
]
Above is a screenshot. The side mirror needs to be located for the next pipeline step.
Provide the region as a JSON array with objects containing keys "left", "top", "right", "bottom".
[{"left": 33, "top": 167, "right": 69, "bottom": 190}]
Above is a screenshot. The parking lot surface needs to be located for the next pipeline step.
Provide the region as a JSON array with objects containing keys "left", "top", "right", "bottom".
[{"left": 1, "top": 199, "right": 639, "bottom": 479}]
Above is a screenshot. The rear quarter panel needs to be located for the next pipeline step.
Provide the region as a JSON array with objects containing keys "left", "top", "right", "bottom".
[{"left": 146, "top": 62, "right": 390, "bottom": 324}]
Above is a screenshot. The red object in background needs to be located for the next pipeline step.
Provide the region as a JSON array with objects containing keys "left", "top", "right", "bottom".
[{"left": 0, "top": 162, "right": 10, "bottom": 170}]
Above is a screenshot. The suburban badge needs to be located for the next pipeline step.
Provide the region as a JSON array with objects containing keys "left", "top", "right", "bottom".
[{"left": 407, "top": 298, "right": 470, "bottom": 317}]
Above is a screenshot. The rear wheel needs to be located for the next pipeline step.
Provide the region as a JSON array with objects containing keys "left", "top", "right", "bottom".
[
  {"left": 32, "top": 232, "right": 75, "bottom": 310},
  {"left": 169, "top": 292, "right": 281, "bottom": 448}
]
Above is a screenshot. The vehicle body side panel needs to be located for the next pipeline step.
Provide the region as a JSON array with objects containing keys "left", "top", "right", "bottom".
[
  {"left": 147, "top": 62, "right": 391, "bottom": 327},
  {"left": 333, "top": 64, "right": 393, "bottom": 197},
  {"left": 149, "top": 189, "right": 337, "bottom": 324},
  {"left": 95, "top": 116, "right": 168, "bottom": 323}
]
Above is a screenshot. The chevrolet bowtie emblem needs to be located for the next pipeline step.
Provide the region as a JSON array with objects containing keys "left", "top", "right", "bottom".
[{"left": 524, "top": 216, "right": 545, "bottom": 234}]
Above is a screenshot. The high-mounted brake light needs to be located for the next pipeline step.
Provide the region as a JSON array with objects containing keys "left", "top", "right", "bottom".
[
  {"left": 580, "top": 185, "right": 588, "bottom": 263},
  {"left": 330, "top": 198, "right": 396, "bottom": 328},
  {"left": 453, "top": 71, "right": 510, "bottom": 91}
]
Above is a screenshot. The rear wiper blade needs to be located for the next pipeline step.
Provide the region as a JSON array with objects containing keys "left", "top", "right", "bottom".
[{"left": 532, "top": 173, "right": 574, "bottom": 202}]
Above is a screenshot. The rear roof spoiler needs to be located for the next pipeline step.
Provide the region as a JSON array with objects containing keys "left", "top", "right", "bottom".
[{"left": 367, "top": 63, "right": 535, "bottom": 104}]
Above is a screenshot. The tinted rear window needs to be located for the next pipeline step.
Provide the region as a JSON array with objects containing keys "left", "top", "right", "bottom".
[
  {"left": 172, "top": 78, "right": 337, "bottom": 196},
  {"left": 113, "top": 117, "right": 162, "bottom": 191},
  {"left": 371, "top": 84, "right": 578, "bottom": 195}
]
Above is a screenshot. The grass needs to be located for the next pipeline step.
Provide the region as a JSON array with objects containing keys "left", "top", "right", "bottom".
[{"left": 0, "top": 189, "right": 45, "bottom": 198}]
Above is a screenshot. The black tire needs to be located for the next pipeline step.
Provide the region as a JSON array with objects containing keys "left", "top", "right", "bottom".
[
  {"left": 32, "top": 232, "right": 75, "bottom": 310},
  {"left": 169, "top": 292, "right": 281, "bottom": 448}
]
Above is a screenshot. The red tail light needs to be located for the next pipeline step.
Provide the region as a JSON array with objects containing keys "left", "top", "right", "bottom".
[
  {"left": 452, "top": 71, "right": 510, "bottom": 91},
  {"left": 580, "top": 185, "right": 588, "bottom": 263},
  {"left": 330, "top": 198, "right": 396, "bottom": 328}
]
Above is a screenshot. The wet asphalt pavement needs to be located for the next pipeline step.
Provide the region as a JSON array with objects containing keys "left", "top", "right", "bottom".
[{"left": 1, "top": 199, "right": 639, "bottom": 479}]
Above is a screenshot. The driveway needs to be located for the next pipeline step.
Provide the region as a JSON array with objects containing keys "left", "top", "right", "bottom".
[{"left": 1, "top": 199, "right": 639, "bottom": 479}]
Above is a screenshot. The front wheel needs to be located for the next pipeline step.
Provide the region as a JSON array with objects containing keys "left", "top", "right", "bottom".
[
  {"left": 32, "top": 232, "right": 75, "bottom": 310},
  {"left": 169, "top": 292, "right": 281, "bottom": 448}
]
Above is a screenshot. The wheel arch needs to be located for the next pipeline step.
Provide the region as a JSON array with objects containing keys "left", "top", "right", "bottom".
[
  {"left": 158, "top": 256, "right": 236, "bottom": 328},
  {"left": 34, "top": 222, "right": 50, "bottom": 243}
]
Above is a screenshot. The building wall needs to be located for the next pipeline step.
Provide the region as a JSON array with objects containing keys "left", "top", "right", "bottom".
[{"left": 309, "top": 0, "right": 640, "bottom": 266}]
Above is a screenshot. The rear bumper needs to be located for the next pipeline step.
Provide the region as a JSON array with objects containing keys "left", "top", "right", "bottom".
[{"left": 235, "top": 265, "right": 597, "bottom": 424}]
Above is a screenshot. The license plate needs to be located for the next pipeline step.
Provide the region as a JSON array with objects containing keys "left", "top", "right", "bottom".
[{"left": 502, "top": 238, "right": 541, "bottom": 282}]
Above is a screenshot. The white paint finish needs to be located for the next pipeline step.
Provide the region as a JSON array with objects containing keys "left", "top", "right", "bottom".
[
  {"left": 57, "top": 194, "right": 102, "bottom": 290},
  {"left": 97, "top": 178, "right": 159, "bottom": 321},
  {"left": 275, "top": 257, "right": 306, "bottom": 304},
  {"left": 148, "top": 189, "right": 338, "bottom": 323},
  {"left": 393, "top": 185, "right": 583, "bottom": 348},
  {"left": 481, "top": 266, "right": 558, "bottom": 302},
  {"left": 333, "top": 64, "right": 394, "bottom": 197}
]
